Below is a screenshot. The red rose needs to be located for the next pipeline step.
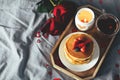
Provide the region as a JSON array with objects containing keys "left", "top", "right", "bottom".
[
  {"left": 41, "top": 1, "right": 77, "bottom": 35},
  {"left": 52, "top": 4, "right": 67, "bottom": 22}
]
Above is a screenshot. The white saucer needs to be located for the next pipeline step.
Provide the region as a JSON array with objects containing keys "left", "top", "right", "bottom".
[{"left": 58, "top": 32, "right": 100, "bottom": 72}]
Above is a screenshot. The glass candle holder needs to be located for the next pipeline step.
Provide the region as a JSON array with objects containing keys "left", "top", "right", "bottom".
[
  {"left": 75, "top": 8, "right": 95, "bottom": 31},
  {"left": 96, "top": 13, "right": 120, "bottom": 37}
]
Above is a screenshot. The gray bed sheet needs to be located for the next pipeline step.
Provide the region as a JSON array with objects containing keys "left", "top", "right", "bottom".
[{"left": 0, "top": 0, "right": 120, "bottom": 80}]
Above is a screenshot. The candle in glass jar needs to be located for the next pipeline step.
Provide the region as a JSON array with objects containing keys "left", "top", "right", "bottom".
[
  {"left": 96, "top": 13, "right": 120, "bottom": 37},
  {"left": 75, "top": 8, "right": 95, "bottom": 31}
]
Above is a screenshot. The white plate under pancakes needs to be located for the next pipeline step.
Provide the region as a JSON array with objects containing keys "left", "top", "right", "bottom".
[{"left": 59, "top": 32, "right": 100, "bottom": 72}]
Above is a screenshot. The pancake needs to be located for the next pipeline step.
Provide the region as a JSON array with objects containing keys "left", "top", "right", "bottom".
[{"left": 64, "top": 33, "right": 94, "bottom": 64}]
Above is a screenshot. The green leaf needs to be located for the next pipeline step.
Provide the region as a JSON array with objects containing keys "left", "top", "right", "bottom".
[{"left": 37, "top": 0, "right": 63, "bottom": 13}]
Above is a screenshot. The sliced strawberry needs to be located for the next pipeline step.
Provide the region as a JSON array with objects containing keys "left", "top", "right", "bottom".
[
  {"left": 72, "top": 39, "right": 78, "bottom": 49},
  {"left": 84, "top": 39, "right": 91, "bottom": 45},
  {"left": 80, "top": 46, "right": 86, "bottom": 53},
  {"left": 78, "top": 40, "right": 84, "bottom": 44},
  {"left": 77, "top": 37, "right": 82, "bottom": 40},
  {"left": 78, "top": 43, "right": 85, "bottom": 47}
]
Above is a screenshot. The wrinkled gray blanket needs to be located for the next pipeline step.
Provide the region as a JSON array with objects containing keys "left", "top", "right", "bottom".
[{"left": 0, "top": 0, "right": 120, "bottom": 80}]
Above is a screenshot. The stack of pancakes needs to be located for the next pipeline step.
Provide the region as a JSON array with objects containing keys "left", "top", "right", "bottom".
[{"left": 64, "top": 33, "right": 94, "bottom": 64}]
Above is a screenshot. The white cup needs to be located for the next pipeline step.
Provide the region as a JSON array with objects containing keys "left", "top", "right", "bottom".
[{"left": 75, "top": 8, "right": 95, "bottom": 31}]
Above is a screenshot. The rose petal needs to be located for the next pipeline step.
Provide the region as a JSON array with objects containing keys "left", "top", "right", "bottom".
[
  {"left": 117, "top": 49, "right": 120, "bottom": 55},
  {"left": 35, "top": 32, "right": 41, "bottom": 38},
  {"left": 49, "top": 18, "right": 55, "bottom": 31},
  {"left": 37, "top": 39, "right": 41, "bottom": 43},
  {"left": 99, "top": 0, "right": 103, "bottom": 4},
  {"left": 53, "top": 78, "right": 61, "bottom": 80}
]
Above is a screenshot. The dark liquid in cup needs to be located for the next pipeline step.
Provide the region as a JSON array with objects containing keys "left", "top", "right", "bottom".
[{"left": 97, "top": 17, "right": 116, "bottom": 35}]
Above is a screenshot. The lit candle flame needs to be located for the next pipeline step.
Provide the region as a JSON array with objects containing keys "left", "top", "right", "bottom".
[
  {"left": 84, "top": 18, "right": 87, "bottom": 23},
  {"left": 84, "top": 19, "right": 87, "bottom": 22}
]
